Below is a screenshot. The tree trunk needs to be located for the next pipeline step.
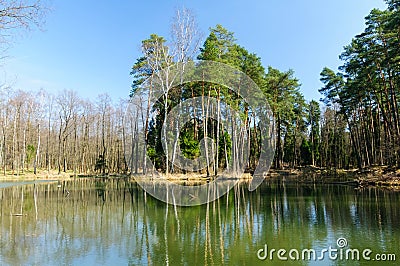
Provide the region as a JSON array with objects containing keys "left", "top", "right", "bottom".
[{"left": 34, "top": 124, "right": 40, "bottom": 175}]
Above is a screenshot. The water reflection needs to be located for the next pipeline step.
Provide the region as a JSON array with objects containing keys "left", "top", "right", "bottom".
[{"left": 0, "top": 179, "right": 399, "bottom": 265}]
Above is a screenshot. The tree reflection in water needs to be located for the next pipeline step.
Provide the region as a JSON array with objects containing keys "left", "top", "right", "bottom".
[{"left": 0, "top": 178, "right": 399, "bottom": 265}]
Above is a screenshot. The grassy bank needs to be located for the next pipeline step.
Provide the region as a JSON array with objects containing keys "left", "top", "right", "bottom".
[
  {"left": 1, "top": 166, "right": 399, "bottom": 190},
  {"left": 0, "top": 169, "right": 73, "bottom": 181},
  {"left": 279, "top": 165, "right": 400, "bottom": 190}
]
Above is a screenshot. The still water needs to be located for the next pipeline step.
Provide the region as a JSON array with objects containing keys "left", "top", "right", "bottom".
[{"left": 0, "top": 178, "right": 399, "bottom": 265}]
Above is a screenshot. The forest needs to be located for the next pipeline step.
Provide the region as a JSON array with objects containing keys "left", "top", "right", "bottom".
[{"left": 0, "top": 0, "right": 399, "bottom": 177}]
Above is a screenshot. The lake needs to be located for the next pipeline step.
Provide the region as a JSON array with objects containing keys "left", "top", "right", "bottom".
[{"left": 0, "top": 178, "right": 399, "bottom": 265}]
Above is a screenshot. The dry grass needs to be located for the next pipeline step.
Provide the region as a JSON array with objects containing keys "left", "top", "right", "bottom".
[{"left": 0, "top": 169, "right": 73, "bottom": 181}]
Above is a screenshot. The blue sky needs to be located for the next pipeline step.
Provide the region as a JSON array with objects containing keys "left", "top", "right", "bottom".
[{"left": 2, "top": 0, "right": 388, "bottom": 102}]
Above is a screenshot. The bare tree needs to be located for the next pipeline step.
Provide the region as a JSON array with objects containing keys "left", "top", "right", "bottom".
[
  {"left": 0, "top": 86, "right": 131, "bottom": 176},
  {"left": 56, "top": 89, "right": 80, "bottom": 173},
  {"left": 0, "top": 86, "right": 12, "bottom": 175},
  {"left": 42, "top": 90, "right": 54, "bottom": 172},
  {"left": 170, "top": 8, "right": 202, "bottom": 174},
  {"left": 80, "top": 99, "right": 94, "bottom": 174},
  {"left": 96, "top": 94, "right": 113, "bottom": 174},
  {"left": 0, "top": 0, "right": 48, "bottom": 54},
  {"left": 135, "top": 7, "right": 202, "bottom": 176},
  {"left": 170, "top": 7, "right": 202, "bottom": 64}
]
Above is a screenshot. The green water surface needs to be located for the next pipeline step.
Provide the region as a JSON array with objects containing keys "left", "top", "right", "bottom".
[{"left": 0, "top": 178, "right": 398, "bottom": 265}]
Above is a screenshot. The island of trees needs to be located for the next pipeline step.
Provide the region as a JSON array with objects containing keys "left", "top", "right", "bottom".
[{"left": 0, "top": 0, "right": 399, "bottom": 179}]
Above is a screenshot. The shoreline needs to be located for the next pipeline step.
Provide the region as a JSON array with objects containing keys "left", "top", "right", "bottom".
[{"left": 0, "top": 167, "right": 399, "bottom": 190}]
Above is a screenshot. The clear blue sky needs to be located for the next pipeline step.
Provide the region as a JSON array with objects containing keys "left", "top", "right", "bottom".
[{"left": 2, "top": 0, "right": 388, "bottom": 102}]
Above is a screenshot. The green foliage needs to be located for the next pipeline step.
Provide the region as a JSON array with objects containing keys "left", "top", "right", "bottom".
[
  {"left": 130, "top": 56, "right": 150, "bottom": 97},
  {"left": 198, "top": 24, "right": 236, "bottom": 61},
  {"left": 386, "top": 0, "right": 400, "bottom": 10},
  {"left": 300, "top": 139, "right": 312, "bottom": 165},
  {"left": 179, "top": 128, "right": 200, "bottom": 160},
  {"left": 95, "top": 155, "right": 107, "bottom": 173},
  {"left": 319, "top": 1, "right": 400, "bottom": 168},
  {"left": 263, "top": 66, "right": 305, "bottom": 168},
  {"left": 26, "top": 144, "right": 35, "bottom": 165},
  {"left": 134, "top": 24, "right": 309, "bottom": 172},
  {"left": 319, "top": 67, "right": 344, "bottom": 106},
  {"left": 130, "top": 34, "right": 169, "bottom": 98}
]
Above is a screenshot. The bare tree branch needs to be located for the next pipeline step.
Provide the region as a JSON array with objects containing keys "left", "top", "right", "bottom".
[
  {"left": 0, "top": 0, "right": 49, "bottom": 52},
  {"left": 171, "top": 7, "right": 202, "bottom": 63}
]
